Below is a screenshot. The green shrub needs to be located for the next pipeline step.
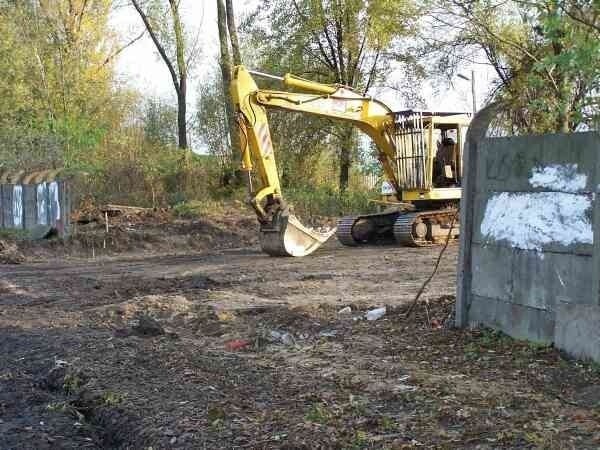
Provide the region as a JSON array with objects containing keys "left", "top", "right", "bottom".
[{"left": 285, "top": 185, "right": 378, "bottom": 219}]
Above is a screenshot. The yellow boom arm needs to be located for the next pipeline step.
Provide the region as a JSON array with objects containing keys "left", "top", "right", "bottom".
[{"left": 230, "top": 65, "right": 401, "bottom": 256}]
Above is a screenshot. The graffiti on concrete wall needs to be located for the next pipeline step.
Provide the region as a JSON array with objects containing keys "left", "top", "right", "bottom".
[{"left": 0, "top": 170, "right": 70, "bottom": 236}]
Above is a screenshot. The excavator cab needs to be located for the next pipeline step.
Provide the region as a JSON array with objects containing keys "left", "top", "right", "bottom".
[{"left": 393, "top": 110, "right": 470, "bottom": 195}]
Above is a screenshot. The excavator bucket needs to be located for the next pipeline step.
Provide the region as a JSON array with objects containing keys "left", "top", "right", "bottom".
[{"left": 259, "top": 212, "right": 336, "bottom": 257}]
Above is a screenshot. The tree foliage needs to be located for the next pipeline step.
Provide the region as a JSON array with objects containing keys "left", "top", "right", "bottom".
[
  {"left": 240, "top": 0, "right": 422, "bottom": 191},
  {"left": 427, "top": 0, "right": 600, "bottom": 133},
  {"left": 0, "top": 0, "right": 126, "bottom": 171}
]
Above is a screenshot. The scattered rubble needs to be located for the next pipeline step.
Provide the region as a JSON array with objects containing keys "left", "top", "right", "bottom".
[
  {"left": 3, "top": 240, "right": 600, "bottom": 449},
  {"left": 269, "top": 330, "right": 295, "bottom": 346},
  {"left": 131, "top": 315, "right": 165, "bottom": 337},
  {"left": 0, "top": 240, "right": 25, "bottom": 264}
]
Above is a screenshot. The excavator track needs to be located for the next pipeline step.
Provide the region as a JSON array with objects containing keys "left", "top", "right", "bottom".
[
  {"left": 393, "top": 209, "right": 459, "bottom": 247},
  {"left": 336, "top": 216, "right": 360, "bottom": 246},
  {"left": 336, "top": 211, "right": 400, "bottom": 246},
  {"left": 336, "top": 209, "right": 459, "bottom": 248}
]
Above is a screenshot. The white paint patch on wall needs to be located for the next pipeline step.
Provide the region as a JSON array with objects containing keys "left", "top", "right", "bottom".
[
  {"left": 49, "top": 181, "right": 61, "bottom": 221},
  {"left": 37, "top": 182, "right": 47, "bottom": 225},
  {"left": 13, "top": 185, "right": 23, "bottom": 227},
  {"left": 480, "top": 192, "right": 593, "bottom": 251},
  {"left": 529, "top": 164, "right": 587, "bottom": 193}
]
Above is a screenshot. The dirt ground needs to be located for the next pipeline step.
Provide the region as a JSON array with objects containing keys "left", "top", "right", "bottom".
[{"left": 2, "top": 220, "right": 600, "bottom": 449}]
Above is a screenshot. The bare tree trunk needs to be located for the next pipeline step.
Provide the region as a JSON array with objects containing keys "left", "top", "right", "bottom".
[
  {"left": 217, "top": 0, "right": 238, "bottom": 176},
  {"left": 338, "top": 126, "right": 354, "bottom": 192},
  {"left": 169, "top": 0, "right": 188, "bottom": 149},
  {"left": 225, "top": 0, "right": 242, "bottom": 65},
  {"left": 131, "top": 0, "right": 188, "bottom": 149}
]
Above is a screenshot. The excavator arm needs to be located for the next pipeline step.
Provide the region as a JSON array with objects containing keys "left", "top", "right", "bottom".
[{"left": 231, "top": 65, "right": 401, "bottom": 257}]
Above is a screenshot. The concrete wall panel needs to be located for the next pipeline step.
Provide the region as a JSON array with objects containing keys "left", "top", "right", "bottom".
[
  {"left": 2, "top": 184, "right": 14, "bottom": 228},
  {"left": 555, "top": 303, "right": 600, "bottom": 362},
  {"left": 478, "top": 133, "right": 598, "bottom": 193},
  {"left": 469, "top": 295, "right": 555, "bottom": 343},
  {"left": 510, "top": 250, "right": 593, "bottom": 311},
  {"left": 0, "top": 178, "right": 70, "bottom": 237},
  {"left": 471, "top": 191, "right": 594, "bottom": 256},
  {"left": 23, "top": 185, "right": 36, "bottom": 229},
  {"left": 471, "top": 244, "right": 514, "bottom": 301},
  {"left": 458, "top": 126, "right": 600, "bottom": 362}
]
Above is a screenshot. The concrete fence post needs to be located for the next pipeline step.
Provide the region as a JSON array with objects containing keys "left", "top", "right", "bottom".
[
  {"left": 456, "top": 102, "right": 502, "bottom": 327},
  {"left": 593, "top": 143, "right": 600, "bottom": 306}
]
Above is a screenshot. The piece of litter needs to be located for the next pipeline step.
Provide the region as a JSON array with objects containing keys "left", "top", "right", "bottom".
[
  {"left": 366, "top": 307, "right": 386, "bottom": 321},
  {"left": 395, "top": 383, "right": 417, "bottom": 392},
  {"left": 270, "top": 330, "right": 294, "bottom": 346},
  {"left": 338, "top": 306, "right": 351, "bottom": 315},
  {"left": 224, "top": 339, "right": 250, "bottom": 351},
  {"left": 319, "top": 330, "right": 337, "bottom": 338}
]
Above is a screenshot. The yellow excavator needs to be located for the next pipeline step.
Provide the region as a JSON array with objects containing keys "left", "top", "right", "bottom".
[{"left": 230, "top": 65, "right": 471, "bottom": 256}]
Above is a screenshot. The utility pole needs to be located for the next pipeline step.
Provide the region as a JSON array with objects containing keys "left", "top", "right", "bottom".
[
  {"left": 470, "top": 70, "right": 477, "bottom": 114},
  {"left": 457, "top": 71, "right": 477, "bottom": 114}
]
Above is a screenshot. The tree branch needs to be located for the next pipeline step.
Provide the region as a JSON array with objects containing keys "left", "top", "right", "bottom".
[
  {"left": 130, "top": 0, "right": 181, "bottom": 96},
  {"left": 100, "top": 30, "right": 146, "bottom": 68}
]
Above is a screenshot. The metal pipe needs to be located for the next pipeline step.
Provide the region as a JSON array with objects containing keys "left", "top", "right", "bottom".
[{"left": 248, "top": 69, "right": 284, "bottom": 82}]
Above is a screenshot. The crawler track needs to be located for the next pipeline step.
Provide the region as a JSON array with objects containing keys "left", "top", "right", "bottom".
[{"left": 336, "top": 209, "right": 459, "bottom": 247}]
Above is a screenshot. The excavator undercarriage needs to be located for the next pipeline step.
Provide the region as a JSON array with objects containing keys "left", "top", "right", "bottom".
[{"left": 337, "top": 205, "right": 460, "bottom": 248}]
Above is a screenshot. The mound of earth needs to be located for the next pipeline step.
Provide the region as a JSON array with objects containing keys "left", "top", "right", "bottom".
[{"left": 8, "top": 202, "right": 259, "bottom": 261}]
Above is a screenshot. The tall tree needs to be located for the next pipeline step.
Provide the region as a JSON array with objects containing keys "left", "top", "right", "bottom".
[
  {"left": 216, "top": 0, "right": 242, "bottom": 176},
  {"left": 131, "top": 0, "right": 189, "bottom": 149},
  {"left": 225, "top": 0, "right": 242, "bottom": 65}
]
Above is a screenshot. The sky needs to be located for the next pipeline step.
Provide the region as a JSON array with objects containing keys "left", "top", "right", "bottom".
[
  {"left": 110, "top": 1, "right": 497, "bottom": 135},
  {"left": 110, "top": 1, "right": 258, "bottom": 110}
]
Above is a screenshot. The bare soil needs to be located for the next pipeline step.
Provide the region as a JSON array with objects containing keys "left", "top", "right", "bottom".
[{"left": 1, "top": 225, "right": 600, "bottom": 449}]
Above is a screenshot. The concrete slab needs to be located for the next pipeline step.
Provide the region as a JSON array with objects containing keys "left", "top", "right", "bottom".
[
  {"left": 23, "top": 185, "right": 36, "bottom": 230},
  {"left": 469, "top": 294, "right": 555, "bottom": 343},
  {"left": 479, "top": 133, "right": 598, "bottom": 193},
  {"left": 510, "top": 251, "right": 594, "bottom": 311},
  {"left": 555, "top": 303, "right": 600, "bottom": 363},
  {"left": 472, "top": 191, "right": 594, "bottom": 256},
  {"left": 471, "top": 244, "right": 513, "bottom": 301},
  {"left": 1, "top": 184, "right": 14, "bottom": 228}
]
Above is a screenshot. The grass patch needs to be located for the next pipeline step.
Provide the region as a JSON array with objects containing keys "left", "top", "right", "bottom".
[
  {"left": 0, "top": 228, "right": 31, "bottom": 240},
  {"left": 101, "top": 391, "right": 124, "bottom": 406},
  {"left": 62, "top": 373, "right": 84, "bottom": 394},
  {"left": 305, "top": 403, "right": 334, "bottom": 424},
  {"left": 173, "top": 200, "right": 219, "bottom": 218}
]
